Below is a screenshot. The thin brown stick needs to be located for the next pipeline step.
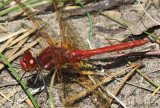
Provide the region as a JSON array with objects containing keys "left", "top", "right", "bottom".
[
  {"left": 0, "top": 91, "right": 13, "bottom": 103},
  {"left": 150, "top": 86, "right": 160, "bottom": 101},
  {"left": 109, "top": 63, "right": 141, "bottom": 104}
]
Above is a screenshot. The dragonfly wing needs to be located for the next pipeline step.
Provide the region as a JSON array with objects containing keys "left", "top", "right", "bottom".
[{"left": 59, "top": 9, "right": 88, "bottom": 50}]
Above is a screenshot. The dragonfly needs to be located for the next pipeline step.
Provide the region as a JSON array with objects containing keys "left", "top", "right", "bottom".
[{"left": 16, "top": 0, "right": 149, "bottom": 107}]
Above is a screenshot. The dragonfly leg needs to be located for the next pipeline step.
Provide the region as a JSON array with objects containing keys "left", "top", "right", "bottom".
[
  {"left": 38, "top": 73, "right": 49, "bottom": 99},
  {"left": 20, "top": 71, "right": 26, "bottom": 81},
  {"left": 33, "top": 71, "right": 39, "bottom": 86}
]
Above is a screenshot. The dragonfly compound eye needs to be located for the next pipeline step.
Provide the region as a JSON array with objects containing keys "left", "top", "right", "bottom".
[
  {"left": 20, "top": 58, "right": 29, "bottom": 72},
  {"left": 20, "top": 53, "right": 37, "bottom": 72},
  {"left": 26, "top": 57, "right": 37, "bottom": 72}
]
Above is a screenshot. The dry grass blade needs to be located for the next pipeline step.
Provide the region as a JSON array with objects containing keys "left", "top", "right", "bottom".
[
  {"left": 6, "top": 37, "right": 29, "bottom": 58},
  {"left": 109, "top": 63, "right": 142, "bottom": 104},
  {"left": 7, "top": 10, "right": 24, "bottom": 22},
  {"left": 49, "top": 69, "right": 57, "bottom": 108},
  {"left": 66, "top": 63, "right": 140, "bottom": 102},
  {"left": 0, "top": 28, "right": 27, "bottom": 43},
  {"left": 0, "top": 24, "right": 12, "bottom": 34},
  {"left": 0, "top": 25, "right": 15, "bottom": 53},
  {"left": 79, "top": 71, "right": 105, "bottom": 75},
  {"left": 8, "top": 27, "right": 36, "bottom": 47},
  {"left": 150, "top": 86, "right": 160, "bottom": 101},
  {"left": 0, "top": 92, "right": 13, "bottom": 103},
  {"left": 0, "top": 27, "right": 27, "bottom": 54}
]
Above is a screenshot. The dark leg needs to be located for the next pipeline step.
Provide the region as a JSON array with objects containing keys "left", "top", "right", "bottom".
[
  {"left": 33, "top": 72, "right": 39, "bottom": 86},
  {"left": 38, "top": 73, "right": 49, "bottom": 99},
  {"left": 20, "top": 71, "right": 26, "bottom": 81}
]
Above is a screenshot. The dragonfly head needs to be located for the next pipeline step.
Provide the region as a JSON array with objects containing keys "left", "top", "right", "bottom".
[{"left": 20, "top": 52, "right": 37, "bottom": 72}]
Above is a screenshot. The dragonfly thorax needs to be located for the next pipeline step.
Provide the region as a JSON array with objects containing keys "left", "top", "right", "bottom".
[{"left": 38, "top": 45, "right": 69, "bottom": 70}]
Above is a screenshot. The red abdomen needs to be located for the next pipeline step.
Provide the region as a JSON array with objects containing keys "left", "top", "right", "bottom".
[{"left": 69, "top": 39, "right": 149, "bottom": 60}]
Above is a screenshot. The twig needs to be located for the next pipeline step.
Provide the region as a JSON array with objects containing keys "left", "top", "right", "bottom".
[
  {"left": 150, "top": 86, "right": 160, "bottom": 101},
  {"left": 107, "top": 90, "right": 127, "bottom": 108},
  {"left": 109, "top": 63, "right": 141, "bottom": 103}
]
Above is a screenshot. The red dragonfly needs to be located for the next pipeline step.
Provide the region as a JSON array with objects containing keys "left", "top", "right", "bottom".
[
  {"left": 16, "top": 0, "right": 149, "bottom": 106},
  {"left": 20, "top": 39, "right": 149, "bottom": 72}
]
